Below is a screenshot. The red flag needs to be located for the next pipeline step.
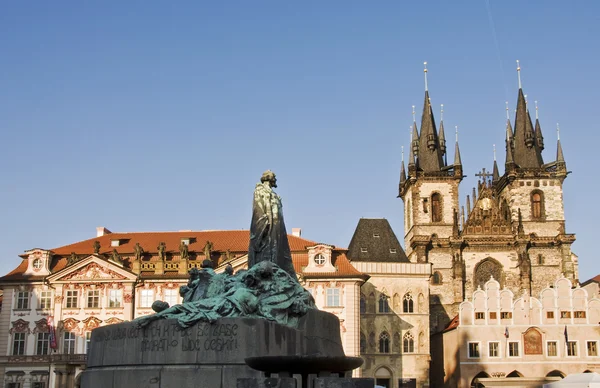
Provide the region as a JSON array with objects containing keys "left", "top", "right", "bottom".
[
  {"left": 504, "top": 327, "right": 509, "bottom": 338},
  {"left": 564, "top": 325, "right": 569, "bottom": 343},
  {"left": 48, "top": 316, "right": 57, "bottom": 349}
]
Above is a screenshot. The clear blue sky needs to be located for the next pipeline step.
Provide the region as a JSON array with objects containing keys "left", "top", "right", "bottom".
[{"left": 1, "top": 1, "right": 598, "bottom": 281}]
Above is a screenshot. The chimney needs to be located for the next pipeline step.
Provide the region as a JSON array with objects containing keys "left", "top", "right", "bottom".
[
  {"left": 291, "top": 228, "right": 302, "bottom": 237},
  {"left": 96, "top": 227, "right": 112, "bottom": 237}
]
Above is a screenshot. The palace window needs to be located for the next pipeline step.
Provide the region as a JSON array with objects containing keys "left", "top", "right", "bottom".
[
  {"left": 108, "top": 289, "right": 122, "bottom": 308},
  {"left": 475, "top": 312, "right": 485, "bottom": 320},
  {"left": 140, "top": 289, "right": 154, "bottom": 308},
  {"left": 163, "top": 289, "right": 178, "bottom": 307},
  {"left": 567, "top": 341, "right": 578, "bottom": 357},
  {"left": 489, "top": 342, "right": 499, "bottom": 357},
  {"left": 39, "top": 291, "right": 52, "bottom": 309},
  {"left": 560, "top": 311, "right": 571, "bottom": 318},
  {"left": 378, "top": 294, "right": 390, "bottom": 313},
  {"left": 360, "top": 295, "right": 366, "bottom": 314},
  {"left": 432, "top": 271, "right": 442, "bottom": 285},
  {"left": 360, "top": 333, "right": 366, "bottom": 353},
  {"left": 16, "top": 291, "right": 29, "bottom": 309},
  {"left": 547, "top": 341, "right": 558, "bottom": 357},
  {"left": 63, "top": 332, "right": 76, "bottom": 354},
  {"left": 36, "top": 332, "right": 50, "bottom": 355},
  {"left": 489, "top": 312, "right": 497, "bottom": 320},
  {"left": 85, "top": 332, "right": 92, "bottom": 354},
  {"left": 508, "top": 342, "right": 519, "bottom": 357},
  {"left": 65, "top": 290, "right": 79, "bottom": 308},
  {"left": 87, "top": 290, "right": 100, "bottom": 308},
  {"left": 379, "top": 332, "right": 390, "bottom": 353},
  {"left": 468, "top": 342, "right": 480, "bottom": 358},
  {"left": 326, "top": 288, "right": 341, "bottom": 307},
  {"left": 574, "top": 311, "right": 586, "bottom": 318},
  {"left": 501, "top": 312, "right": 512, "bottom": 319},
  {"left": 587, "top": 341, "right": 598, "bottom": 357},
  {"left": 33, "top": 258, "right": 43, "bottom": 269},
  {"left": 314, "top": 254, "right": 326, "bottom": 265},
  {"left": 547, "top": 311, "right": 555, "bottom": 319},
  {"left": 403, "top": 332, "right": 414, "bottom": 353},
  {"left": 431, "top": 193, "right": 442, "bottom": 222},
  {"left": 12, "top": 332, "right": 26, "bottom": 355},
  {"left": 403, "top": 293, "right": 414, "bottom": 313},
  {"left": 531, "top": 190, "right": 544, "bottom": 219}
]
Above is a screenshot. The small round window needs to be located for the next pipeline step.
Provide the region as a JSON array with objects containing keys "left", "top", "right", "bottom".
[
  {"left": 32, "top": 259, "right": 43, "bottom": 269},
  {"left": 314, "top": 254, "right": 326, "bottom": 265}
]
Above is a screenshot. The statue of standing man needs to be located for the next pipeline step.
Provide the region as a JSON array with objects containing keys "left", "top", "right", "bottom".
[{"left": 248, "top": 170, "right": 297, "bottom": 279}]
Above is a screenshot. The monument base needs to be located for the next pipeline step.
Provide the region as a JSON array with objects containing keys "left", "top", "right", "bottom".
[{"left": 81, "top": 309, "right": 345, "bottom": 388}]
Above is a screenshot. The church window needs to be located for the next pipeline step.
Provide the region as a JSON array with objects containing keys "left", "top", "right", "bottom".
[
  {"left": 567, "top": 341, "right": 578, "bottom": 356},
  {"left": 432, "top": 271, "right": 442, "bottom": 285},
  {"left": 403, "top": 293, "right": 414, "bottom": 313},
  {"left": 378, "top": 294, "right": 390, "bottom": 313},
  {"left": 403, "top": 332, "right": 414, "bottom": 353},
  {"left": 360, "top": 295, "right": 366, "bottom": 314},
  {"left": 501, "top": 199, "right": 510, "bottom": 221},
  {"left": 360, "top": 333, "right": 366, "bottom": 353},
  {"left": 531, "top": 190, "right": 544, "bottom": 219},
  {"left": 422, "top": 198, "right": 429, "bottom": 213},
  {"left": 65, "top": 290, "right": 78, "bottom": 308},
  {"left": 431, "top": 193, "right": 442, "bottom": 222},
  {"left": 379, "top": 332, "right": 390, "bottom": 353}
]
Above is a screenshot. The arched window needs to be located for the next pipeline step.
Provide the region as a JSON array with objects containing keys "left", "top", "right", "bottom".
[
  {"left": 360, "top": 333, "right": 366, "bottom": 353},
  {"left": 471, "top": 372, "right": 490, "bottom": 388},
  {"left": 507, "top": 371, "right": 523, "bottom": 378},
  {"left": 368, "top": 292, "right": 375, "bottom": 314},
  {"left": 378, "top": 294, "right": 390, "bottom": 313},
  {"left": 531, "top": 190, "right": 544, "bottom": 219},
  {"left": 474, "top": 258, "right": 503, "bottom": 290},
  {"left": 403, "top": 293, "right": 414, "bottom": 313},
  {"left": 379, "top": 332, "right": 390, "bottom": 353},
  {"left": 432, "top": 271, "right": 442, "bottom": 285},
  {"left": 360, "top": 295, "right": 366, "bottom": 314},
  {"left": 432, "top": 193, "right": 442, "bottom": 222},
  {"left": 546, "top": 370, "right": 565, "bottom": 379},
  {"left": 403, "top": 331, "right": 414, "bottom": 353}
]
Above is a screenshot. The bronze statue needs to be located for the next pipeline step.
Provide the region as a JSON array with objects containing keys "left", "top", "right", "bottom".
[
  {"left": 179, "top": 241, "right": 189, "bottom": 260},
  {"left": 248, "top": 170, "right": 296, "bottom": 278},
  {"left": 157, "top": 242, "right": 166, "bottom": 262},
  {"left": 134, "top": 243, "right": 144, "bottom": 261}
]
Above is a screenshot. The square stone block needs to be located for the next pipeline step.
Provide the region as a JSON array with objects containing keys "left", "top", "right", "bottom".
[
  {"left": 237, "top": 377, "right": 297, "bottom": 388},
  {"left": 313, "top": 377, "right": 375, "bottom": 388}
]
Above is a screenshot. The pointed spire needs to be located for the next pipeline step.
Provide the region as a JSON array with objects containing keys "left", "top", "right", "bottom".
[
  {"left": 400, "top": 146, "right": 407, "bottom": 185},
  {"left": 454, "top": 125, "right": 462, "bottom": 166},
  {"left": 493, "top": 144, "right": 500, "bottom": 182},
  {"left": 424, "top": 62, "right": 428, "bottom": 91},
  {"left": 534, "top": 101, "right": 544, "bottom": 151},
  {"left": 517, "top": 208, "right": 525, "bottom": 235},
  {"left": 439, "top": 104, "right": 447, "bottom": 163},
  {"left": 556, "top": 123, "right": 565, "bottom": 163},
  {"left": 417, "top": 66, "right": 444, "bottom": 172},
  {"left": 512, "top": 61, "right": 544, "bottom": 168},
  {"left": 466, "top": 195, "right": 471, "bottom": 215}
]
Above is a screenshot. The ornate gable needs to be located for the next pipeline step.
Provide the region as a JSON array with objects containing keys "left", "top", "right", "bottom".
[
  {"left": 48, "top": 255, "right": 137, "bottom": 283},
  {"left": 463, "top": 180, "right": 512, "bottom": 236},
  {"left": 82, "top": 317, "right": 102, "bottom": 331}
]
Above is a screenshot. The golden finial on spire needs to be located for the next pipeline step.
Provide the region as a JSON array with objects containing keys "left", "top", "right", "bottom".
[
  {"left": 493, "top": 144, "right": 497, "bottom": 161},
  {"left": 424, "top": 61, "right": 428, "bottom": 91},
  {"left": 516, "top": 59, "right": 522, "bottom": 89},
  {"left": 505, "top": 101, "right": 510, "bottom": 120},
  {"left": 412, "top": 105, "right": 416, "bottom": 122},
  {"left": 535, "top": 100, "right": 539, "bottom": 119},
  {"left": 557, "top": 123, "right": 560, "bottom": 141},
  {"left": 441, "top": 104, "right": 444, "bottom": 121}
]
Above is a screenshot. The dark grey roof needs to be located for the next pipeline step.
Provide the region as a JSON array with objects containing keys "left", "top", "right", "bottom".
[
  {"left": 512, "top": 89, "right": 544, "bottom": 168},
  {"left": 417, "top": 91, "right": 445, "bottom": 172},
  {"left": 347, "top": 218, "right": 409, "bottom": 262}
]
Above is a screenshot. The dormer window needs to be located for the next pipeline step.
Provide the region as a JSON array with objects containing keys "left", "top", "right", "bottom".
[
  {"left": 361, "top": 248, "right": 368, "bottom": 253},
  {"left": 181, "top": 238, "right": 190, "bottom": 246},
  {"left": 373, "top": 233, "right": 380, "bottom": 238},
  {"left": 390, "top": 248, "right": 397, "bottom": 254},
  {"left": 32, "top": 259, "right": 43, "bottom": 269},
  {"left": 110, "top": 240, "right": 120, "bottom": 247},
  {"left": 314, "top": 254, "right": 326, "bottom": 265}
]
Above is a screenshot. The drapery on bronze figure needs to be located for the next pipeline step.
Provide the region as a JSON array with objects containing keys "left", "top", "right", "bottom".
[{"left": 248, "top": 170, "right": 297, "bottom": 279}]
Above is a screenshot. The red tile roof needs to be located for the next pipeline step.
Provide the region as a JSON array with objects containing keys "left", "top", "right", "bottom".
[{"left": 1, "top": 230, "right": 365, "bottom": 282}]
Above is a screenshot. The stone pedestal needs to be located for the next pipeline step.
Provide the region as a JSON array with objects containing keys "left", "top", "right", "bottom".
[{"left": 81, "top": 309, "right": 344, "bottom": 388}]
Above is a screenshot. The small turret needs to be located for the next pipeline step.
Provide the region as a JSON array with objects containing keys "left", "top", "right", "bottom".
[
  {"left": 534, "top": 101, "right": 544, "bottom": 151},
  {"left": 492, "top": 144, "right": 500, "bottom": 182},
  {"left": 439, "top": 104, "right": 447, "bottom": 163}
]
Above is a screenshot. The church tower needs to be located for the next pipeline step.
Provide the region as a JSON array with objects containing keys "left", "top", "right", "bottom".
[
  {"left": 399, "top": 61, "right": 576, "bottom": 334},
  {"left": 398, "top": 64, "right": 464, "bottom": 331}
]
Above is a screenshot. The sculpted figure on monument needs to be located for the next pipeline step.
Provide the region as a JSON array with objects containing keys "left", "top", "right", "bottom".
[{"left": 248, "top": 170, "right": 297, "bottom": 279}]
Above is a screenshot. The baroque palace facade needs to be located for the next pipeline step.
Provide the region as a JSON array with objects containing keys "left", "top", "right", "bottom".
[{"left": 1, "top": 65, "right": 598, "bottom": 388}]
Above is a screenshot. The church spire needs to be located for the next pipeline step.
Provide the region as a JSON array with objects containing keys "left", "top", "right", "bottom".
[
  {"left": 454, "top": 126, "right": 462, "bottom": 166},
  {"left": 492, "top": 144, "right": 500, "bottom": 182},
  {"left": 439, "top": 104, "right": 447, "bottom": 165},
  {"left": 534, "top": 101, "right": 545, "bottom": 151},
  {"left": 410, "top": 105, "right": 419, "bottom": 168},
  {"left": 400, "top": 146, "right": 407, "bottom": 185},
  {"left": 556, "top": 123, "right": 565, "bottom": 164},
  {"left": 417, "top": 63, "right": 444, "bottom": 172},
  {"left": 512, "top": 60, "right": 544, "bottom": 168}
]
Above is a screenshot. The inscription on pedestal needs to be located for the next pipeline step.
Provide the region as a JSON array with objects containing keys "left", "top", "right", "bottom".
[{"left": 93, "top": 322, "right": 239, "bottom": 353}]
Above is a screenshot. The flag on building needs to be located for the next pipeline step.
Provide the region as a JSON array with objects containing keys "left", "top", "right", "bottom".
[
  {"left": 504, "top": 327, "right": 509, "bottom": 338},
  {"left": 48, "top": 316, "right": 57, "bottom": 349},
  {"left": 564, "top": 325, "right": 569, "bottom": 343}
]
